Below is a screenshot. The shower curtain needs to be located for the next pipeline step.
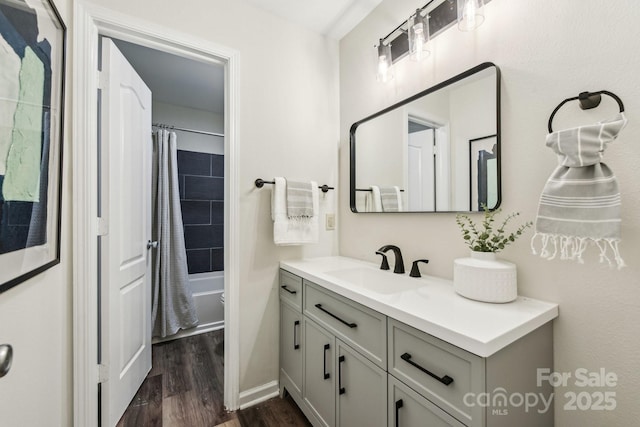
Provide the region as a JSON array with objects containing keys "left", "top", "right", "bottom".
[{"left": 151, "top": 129, "right": 198, "bottom": 337}]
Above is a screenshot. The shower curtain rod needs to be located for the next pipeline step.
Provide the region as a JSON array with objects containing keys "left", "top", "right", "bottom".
[{"left": 153, "top": 122, "right": 224, "bottom": 137}]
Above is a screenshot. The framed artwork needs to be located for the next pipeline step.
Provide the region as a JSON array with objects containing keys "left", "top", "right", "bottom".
[
  {"left": 0, "top": 0, "right": 66, "bottom": 293},
  {"left": 469, "top": 135, "right": 498, "bottom": 211}
]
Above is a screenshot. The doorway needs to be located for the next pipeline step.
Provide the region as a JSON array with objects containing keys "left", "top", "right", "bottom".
[
  {"left": 72, "top": 4, "right": 240, "bottom": 427},
  {"left": 110, "top": 37, "right": 227, "bottom": 342},
  {"left": 406, "top": 115, "right": 451, "bottom": 211},
  {"left": 99, "top": 35, "right": 227, "bottom": 425}
]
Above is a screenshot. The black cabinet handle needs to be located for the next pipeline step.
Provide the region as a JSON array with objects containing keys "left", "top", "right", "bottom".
[
  {"left": 293, "top": 320, "right": 300, "bottom": 350},
  {"left": 315, "top": 304, "right": 357, "bottom": 328},
  {"left": 338, "top": 355, "right": 346, "bottom": 395},
  {"left": 323, "top": 344, "right": 330, "bottom": 380},
  {"left": 395, "top": 399, "right": 404, "bottom": 426},
  {"left": 281, "top": 285, "right": 297, "bottom": 294},
  {"left": 401, "top": 353, "right": 454, "bottom": 386}
]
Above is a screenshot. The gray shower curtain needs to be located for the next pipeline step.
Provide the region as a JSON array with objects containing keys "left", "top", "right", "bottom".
[{"left": 151, "top": 130, "right": 198, "bottom": 337}]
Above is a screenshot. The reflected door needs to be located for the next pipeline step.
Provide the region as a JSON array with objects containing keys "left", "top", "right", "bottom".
[{"left": 407, "top": 129, "right": 435, "bottom": 211}]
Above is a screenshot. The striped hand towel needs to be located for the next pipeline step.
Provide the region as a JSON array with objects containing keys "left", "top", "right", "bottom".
[
  {"left": 286, "top": 180, "right": 315, "bottom": 219},
  {"left": 272, "top": 177, "right": 319, "bottom": 245},
  {"left": 532, "top": 113, "right": 628, "bottom": 268},
  {"left": 379, "top": 186, "right": 402, "bottom": 212}
]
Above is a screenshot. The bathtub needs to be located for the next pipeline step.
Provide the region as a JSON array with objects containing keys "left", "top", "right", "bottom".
[{"left": 154, "top": 271, "right": 225, "bottom": 342}]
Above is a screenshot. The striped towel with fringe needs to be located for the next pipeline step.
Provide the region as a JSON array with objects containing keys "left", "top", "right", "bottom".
[
  {"left": 286, "top": 180, "right": 315, "bottom": 219},
  {"left": 531, "top": 113, "right": 628, "bottom": 268}
]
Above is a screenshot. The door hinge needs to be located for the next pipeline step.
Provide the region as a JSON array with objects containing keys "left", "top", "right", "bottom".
[
  {"left": 98, "top": 364, "right": 109, "bottom": 383},
  {"left": 97, "top": 70, "right": 106, "bottom": 90},
  {"left": 97, "top": 217, "right": 108, "bottom": 236}
]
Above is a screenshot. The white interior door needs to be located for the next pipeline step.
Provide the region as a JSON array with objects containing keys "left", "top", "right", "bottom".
[
  {"left": 407, "top": 129, "right": 435, "bottom": 211},
  {"left": 99, "top": 38, "right": 153, "bottom": 427}
]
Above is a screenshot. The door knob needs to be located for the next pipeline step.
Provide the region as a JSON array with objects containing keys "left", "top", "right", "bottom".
[
  {"left": 147, "top": 240, "right": 158, "bottom": 250},
  {"left": 0, "top": 344, "right": 13, "bottom": 378}
]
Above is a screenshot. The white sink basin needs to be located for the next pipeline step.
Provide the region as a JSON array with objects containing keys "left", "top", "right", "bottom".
[{"left": 325, "top": 267, "right": 427, "bottom": 295}]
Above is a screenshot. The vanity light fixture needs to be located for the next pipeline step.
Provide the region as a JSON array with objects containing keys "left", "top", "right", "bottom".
[
  {"left": 408, "top": 8, "right": 430, "bottom": 61},
  {"left": 374, "top": 0, "right": 490, "bottom": 83},
  {"left": 457, "top": 0, "right": 485, "bottom": 31},
  {"left": 376, "top": 38, "right": 394, "bottom": 82}
]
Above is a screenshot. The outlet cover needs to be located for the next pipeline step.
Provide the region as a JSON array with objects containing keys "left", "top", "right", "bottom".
[{"left": 325, "top": 213, "right": 336, "bottom": 230}]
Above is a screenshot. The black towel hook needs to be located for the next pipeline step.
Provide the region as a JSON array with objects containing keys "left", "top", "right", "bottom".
[{"left": 548, "top": 90, "right": 625, "bottom": 133}]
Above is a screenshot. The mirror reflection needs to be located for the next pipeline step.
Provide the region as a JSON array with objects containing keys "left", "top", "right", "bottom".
[{"left": 350, "top": 62, "right": 500, "bottom": 213}]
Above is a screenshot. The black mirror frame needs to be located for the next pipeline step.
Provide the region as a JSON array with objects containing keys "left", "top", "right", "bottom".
[{"left": 349, "top": 62, "right": 501, "bottom": 214}]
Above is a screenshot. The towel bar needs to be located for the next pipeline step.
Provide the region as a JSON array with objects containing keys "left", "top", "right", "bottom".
[
  {"left": 356, "top": 188, "right": 405, "bottom": 192},
  {"left": 255, "top": 178, "right": 334, "bottom": 193},
  {"left": 548, "top": 90, "right": 625, "bottom": 133}
]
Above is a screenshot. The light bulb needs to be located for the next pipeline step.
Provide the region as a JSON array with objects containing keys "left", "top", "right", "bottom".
[
  {"left": 409, "top": 9, "right": 430, "bottom": 62},
  {"left": 457, "top": 0, "right": 485, "bottom": 31},
  {"left": 376, "top": 40, "right": 394, "bottom": 82}
]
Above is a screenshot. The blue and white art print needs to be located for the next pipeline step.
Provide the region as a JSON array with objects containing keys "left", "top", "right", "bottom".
[{"left": 0, "top": 0, "right": 65, "bottom": 293}]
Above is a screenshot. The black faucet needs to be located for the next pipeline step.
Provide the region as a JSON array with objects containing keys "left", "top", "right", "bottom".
[
  {"left": 377, "top": 245, "right": 405, "bottom": 274},
  {"left": 409, "top": 259, "right": 429, "bottom": 278},
  {"left": 375, "top": 251, "right": 390, "bottom": 271}
]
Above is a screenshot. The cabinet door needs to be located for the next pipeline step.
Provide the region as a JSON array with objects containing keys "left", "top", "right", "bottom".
[
  {"left": 388, "top": 375, "right": 466, "bottom": 427},
  {"left": 304, "top": 318, "right": 336, "bottom": 427},
  {"left": 336, "top": 341, "right": 386, "bottom": 427},
  {"left": 281, "top": 301, "right": 303, "bottom": 397}
]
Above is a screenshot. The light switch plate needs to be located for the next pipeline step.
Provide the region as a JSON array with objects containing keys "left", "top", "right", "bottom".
[{"left": 325, "top": 213, "right": 336, "bottom": 230}]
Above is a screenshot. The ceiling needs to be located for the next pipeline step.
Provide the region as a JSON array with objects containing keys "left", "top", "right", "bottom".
[
  {"left": 112, "top": 38, "right": 225, "bottom": 114},
  {"left": 246, "top": 0, "right": 382, "bottom": 39},
  {"left": 110, "top": 1, "right": 380, "bottom": 115}
]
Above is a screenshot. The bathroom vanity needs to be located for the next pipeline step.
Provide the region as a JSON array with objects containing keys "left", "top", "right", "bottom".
[{"left": 278, "top": 256, "right": 558, "bottom": 427}]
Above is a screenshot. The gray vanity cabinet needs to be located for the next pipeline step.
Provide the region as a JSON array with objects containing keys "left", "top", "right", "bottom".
[
  {"left": 302, "top": 313, "right": 387, "bottom": 427},
  {"left": 303, "top": 318, "right": 336, "bottom": 427},
  {"left": 280, "top": 271, "right": 387, "bottom": 427},
  {"left": 280, "top": 302, "right": 303, "bottom": 398},
  {"left": 389, "top": 375, "right": 465, "bottom": 427},
  {"left": 279, "top": 268, "right": 554, "bottom": 427},
  {"left": 279, "top": 270, "right": 304, "bottom": 402},
  {"left": 387, "top": 319, "right": 554, "bottom": 427},
  {"left": 388, "top": 319, "right": 484, "bottom": 426},
  {"left": 304, "top": 280, "right": 387, "bottom": 369},
  {"left": 336, "top": 340, "right": 387, "bottom": 427}
]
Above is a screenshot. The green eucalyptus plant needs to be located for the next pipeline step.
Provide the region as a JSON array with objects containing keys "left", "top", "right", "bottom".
[{"left": 456, "top": 206, "right": 532, "bottom": 253}]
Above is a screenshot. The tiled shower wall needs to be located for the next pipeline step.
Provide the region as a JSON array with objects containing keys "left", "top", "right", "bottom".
[{"left": 177, "top": 150, "right": 224, "bottom": 274}]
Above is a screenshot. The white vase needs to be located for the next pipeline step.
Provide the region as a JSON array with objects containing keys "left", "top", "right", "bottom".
[{"left": 453, "top": 251, "right": 517, "bottom": 303}]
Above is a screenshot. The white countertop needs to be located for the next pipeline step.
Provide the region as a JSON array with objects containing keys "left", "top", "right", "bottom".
[{"left": 280, "top": 256, "right": 558, "bottom": 358}]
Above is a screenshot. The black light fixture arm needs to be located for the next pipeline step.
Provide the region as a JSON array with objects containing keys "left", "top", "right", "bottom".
[{"left": 378, "top": 0, "right": 437, "bottom": 44}]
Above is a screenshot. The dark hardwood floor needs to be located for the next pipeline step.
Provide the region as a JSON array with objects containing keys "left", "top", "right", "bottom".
[{"left": 117, "top": 330, "right": 311, "bottom": 427}]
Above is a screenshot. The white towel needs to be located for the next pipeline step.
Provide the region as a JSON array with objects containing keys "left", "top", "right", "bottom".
[{"left": 271, "top": 177, "right": 319, "bottom": 245}]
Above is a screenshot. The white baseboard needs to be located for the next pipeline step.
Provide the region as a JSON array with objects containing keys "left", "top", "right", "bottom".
[{"left": 238, "top": 380, "right": 280, "bottom": 410}]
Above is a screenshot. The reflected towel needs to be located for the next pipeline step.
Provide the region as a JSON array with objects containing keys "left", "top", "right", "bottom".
[
  {"left": 369, "top": 186, "right": 383, "bottom": 212},
  {"left": 380, "top": 186, "right": 402, "bottom": 212}
]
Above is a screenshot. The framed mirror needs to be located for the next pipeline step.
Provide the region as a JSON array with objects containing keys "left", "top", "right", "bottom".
[{"left": 350, "top": 62, "right": 501, "bottom": 213}]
